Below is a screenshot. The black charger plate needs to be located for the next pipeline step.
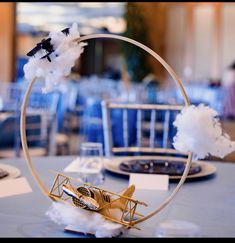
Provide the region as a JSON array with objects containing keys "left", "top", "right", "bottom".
[
  {"left": 104, "top": 157, "right": 217, "bottom": 180},
  {"left": 119, "top": 159, "right": 201, "bottom": 176}
]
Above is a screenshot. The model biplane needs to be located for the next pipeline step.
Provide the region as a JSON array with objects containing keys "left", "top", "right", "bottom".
[
  {"left": 26, "top": 27, "right": 71, "bottom": 62},
  {"left": 48, "top": 172, "right": 148, "bottom": 229}
]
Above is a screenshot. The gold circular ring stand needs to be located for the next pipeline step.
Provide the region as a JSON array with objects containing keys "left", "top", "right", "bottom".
[{"left": 20, "top": 34, "right": 193, "bottom": 226}]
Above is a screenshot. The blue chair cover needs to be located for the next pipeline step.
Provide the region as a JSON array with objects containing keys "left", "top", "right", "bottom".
[{"left": 81, "top": 98, "right": 138, "bottom": 152}]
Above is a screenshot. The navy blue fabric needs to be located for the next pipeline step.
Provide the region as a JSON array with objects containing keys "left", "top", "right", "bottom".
[
  {"left": 56, "top": 92, "right": 66, "bottom": 132},
  {"left": 81, "top": 99, "right": 137, "bottom": 152},
  {"left": 111, "top": 108, "right": 137, "bottom": 147},
  {"left": 81, "top": 98, "right": 104, "bottom": 144},
  {"left": 16, "top": 57, "right": 28, "bottom": 80},
  {"left": 0, "top": 114, "right": 45, "bottom": 149},
  {"left": 0, "top": 115, "right": 15, "bottom": 147}
]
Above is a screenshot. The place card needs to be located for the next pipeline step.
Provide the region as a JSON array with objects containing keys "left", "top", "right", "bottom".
[
  {"left": 0, "top": 177, "right": 32, "bottom": 198},
  {"left": 129, "top": 173, "right": 169, "bottom": 191}
]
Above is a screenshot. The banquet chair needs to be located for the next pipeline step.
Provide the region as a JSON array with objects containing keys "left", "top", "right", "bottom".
[
  {"left": 101, "top": 100, "right": 184, "bottom": 157},
  {"left": 0, "top": 82, "right": 23, "bottom": 157},
  {"left": 0, "top": 87, "right": 60, "bottom": 158},
  {"left": 0, "top": 82, "right": 22, "bottom": 112},
  {"left": 22, "top": 89, "right": 60, "bottom": 157}
]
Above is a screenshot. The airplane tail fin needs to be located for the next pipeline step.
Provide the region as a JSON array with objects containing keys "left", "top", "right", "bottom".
[
  {"left": 110, "top": 184, "right": 135, "bottom": 210},
  {"left": 120, "top": 184, "right": 135, "bottom": 204}
]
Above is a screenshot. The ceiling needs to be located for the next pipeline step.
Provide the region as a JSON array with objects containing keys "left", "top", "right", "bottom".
[{"left": 17, "top": 2, "right": 126, "bottom": 35}]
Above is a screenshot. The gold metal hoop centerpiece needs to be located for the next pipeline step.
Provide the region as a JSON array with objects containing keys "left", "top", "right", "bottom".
[{"left": 20, "top": 34, "right": 193, "bottom": 227}]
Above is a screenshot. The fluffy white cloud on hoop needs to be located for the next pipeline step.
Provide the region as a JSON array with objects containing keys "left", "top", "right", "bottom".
[
  {"left": 23, "top": 23, "right": 87, "bottom": 92},
  {"left": 173, "top": 104, "right": 235, "bottom": 159}
]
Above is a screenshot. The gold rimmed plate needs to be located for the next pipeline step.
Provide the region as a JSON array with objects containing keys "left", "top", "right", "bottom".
[
  {"left": 0, "top": 163, "right": 21, "bottom": 181},
  {"left": 103, "top": 156, "right": 217, "bottom": 180}
]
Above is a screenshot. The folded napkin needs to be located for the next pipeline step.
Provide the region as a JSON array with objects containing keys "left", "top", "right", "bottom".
[
  {"left": 64, "top": 157, "right": 81, "bottom": 173},
  {"left": 64, "top": 157, "right": 107, "bottom": 173},
  {"left": 0, "top": 177, "right": 32, "bottom": 198}
]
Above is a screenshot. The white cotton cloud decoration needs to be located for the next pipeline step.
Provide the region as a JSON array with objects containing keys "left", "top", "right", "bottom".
[
  {"left": 173, "top": 104, "right": 235, "bottom": 159},
  {"left": 23, "top": 23, "right": 87, "bottom": 92},
  {"left": 46, "top": 202, "right": 127, "bottom": 238}
]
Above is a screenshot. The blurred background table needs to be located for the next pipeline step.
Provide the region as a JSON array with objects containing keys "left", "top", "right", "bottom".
[{"left": 0, "top": 156, "right": 235, "bottom": 237}]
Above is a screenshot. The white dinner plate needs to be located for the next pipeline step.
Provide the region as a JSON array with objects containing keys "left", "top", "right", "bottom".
[
  {"left": 0, "top": 163, "right": 21, "bottom": 181},
  {"left": 104, "top": 156, "right": 217, "bottom": 180}
]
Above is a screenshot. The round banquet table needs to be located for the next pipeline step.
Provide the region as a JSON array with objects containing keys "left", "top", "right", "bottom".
[{"left": 0, "top": 155, "right": 235, "bottom": 237}]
